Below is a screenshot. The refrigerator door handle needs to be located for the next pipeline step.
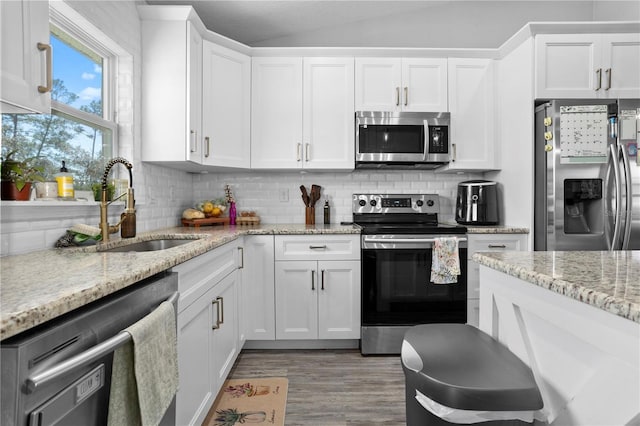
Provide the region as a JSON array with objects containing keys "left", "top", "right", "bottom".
[
  {"left": 619, "top": 144, "right": 633, "bottom": 250},
  {"left": 609, "top": 144, "right": 623, "bottom": 250}
]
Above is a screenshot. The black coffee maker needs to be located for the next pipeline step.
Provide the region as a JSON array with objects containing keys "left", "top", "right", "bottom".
[{"left": 455, "top": 180, "right": 499, "bottom": 225}]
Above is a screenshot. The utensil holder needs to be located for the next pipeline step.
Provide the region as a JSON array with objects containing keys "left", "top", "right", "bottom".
[{"left": 305, "top": 207, "right": 315, "bottom": 225}]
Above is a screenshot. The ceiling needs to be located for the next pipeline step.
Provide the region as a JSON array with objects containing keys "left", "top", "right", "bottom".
[{"left": 144, "top": 1, "right": 638, "bottom": 48}]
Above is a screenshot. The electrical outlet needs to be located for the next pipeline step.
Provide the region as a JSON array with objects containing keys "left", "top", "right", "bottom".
[{"left": 279, "top": 188, "right": 289, "bottom": 202}]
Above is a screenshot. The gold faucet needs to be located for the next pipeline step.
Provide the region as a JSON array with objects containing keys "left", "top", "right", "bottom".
[{"left": 99, "top": 157, "right": 136, "bottom": 241}]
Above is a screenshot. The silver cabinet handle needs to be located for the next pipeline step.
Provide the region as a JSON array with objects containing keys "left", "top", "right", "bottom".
[
  {"left": 26, "top": 292, "right": 179, "bottom": 392},
  {"left": 305, "top": 143, "right": 310, "bottom": 162},
  {"left": 204, "top": 136, "right": 210, "bottom": 158},
  {"left": 218, "top": 296, "right": 224, "bottom": 325},
  {"left": 238, "top": 247, "right": 244, "bottom": 269},
  {"left": 309, "top": 245, "right": 327, "bottom": 249},
  {"left": 296, "top": 143, "right": 302, "bottom": 162},
  {"left": 321, "top": 270, "right": 325, "bottom": 290},
  {"left": 212, "top": 298, "right": 221, "bottom": 329},
  {"left": 311, "top": 270, "right": 315, "bottom": 291},
  {"left": 605, "top": 68, "right": 611, "bottom": 91},
  {"left": 487, "top": 244, "right": 507, "bottom": 249},
  {"left": 404, "top": 87, "right": 408, "bottom": 106},
  {"left": 37, "top": 42, "right": 52, "bottom": 94},
  {"left": 395, "top": 87, "right": 400, "bottom": 106},
  {"left": 189, "top": 130, "right": 197, "bottom": 153},
  {"left": 595, "top": 68, "right": 602, "bottom": 91}
]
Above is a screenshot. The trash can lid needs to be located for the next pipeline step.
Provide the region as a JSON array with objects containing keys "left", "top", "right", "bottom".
[{"left": 402, "top": 324, "right": 543, "bottom": 412}]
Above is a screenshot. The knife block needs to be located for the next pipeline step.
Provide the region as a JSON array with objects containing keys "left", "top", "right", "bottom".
[{"left": 305, "top": 207, "right": 315, "bottom": 225}]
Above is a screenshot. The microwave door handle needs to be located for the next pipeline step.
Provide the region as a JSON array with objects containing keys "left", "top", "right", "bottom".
[
  {"left": 609, "top": 144, "right": 623, "bottom": 250},
  {"left": 620, "top": 144, "right": 633, "bottom": 249}
]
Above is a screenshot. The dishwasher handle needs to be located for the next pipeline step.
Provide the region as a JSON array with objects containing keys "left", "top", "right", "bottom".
[{"left": 25, "top": 291, "right": 179, "bottom": 393}]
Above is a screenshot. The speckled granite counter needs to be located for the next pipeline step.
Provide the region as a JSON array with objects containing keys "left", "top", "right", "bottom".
[
  {"left": 0, "top": 224, "right": 360, "bottom": 341},
  {"left": 472, "top": 250, "right": 640, "bottom": 323},
  {"left": 465, "top": 225, "right": 529, "bottom": 234}
]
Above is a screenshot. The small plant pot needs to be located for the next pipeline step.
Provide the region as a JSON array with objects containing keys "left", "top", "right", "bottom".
[{"left": 1, "top": 181, "right": 32, "bottom": 201}]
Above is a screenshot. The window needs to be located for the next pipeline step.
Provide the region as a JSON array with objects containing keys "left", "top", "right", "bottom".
[{"left": 1, "top": 22, "right": 117, "bottom": 190}]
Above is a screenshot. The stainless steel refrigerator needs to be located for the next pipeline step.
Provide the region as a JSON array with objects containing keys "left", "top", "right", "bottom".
[{"left": 534, "top": 99, "right": 640, "bottom": 251}]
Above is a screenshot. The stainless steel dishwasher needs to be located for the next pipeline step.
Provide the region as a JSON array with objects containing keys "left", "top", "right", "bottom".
[{"left": 1, "top": 271, "right": 178, "bottom": 426}]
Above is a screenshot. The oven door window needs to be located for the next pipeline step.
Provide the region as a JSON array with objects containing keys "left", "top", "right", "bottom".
[
  {"left": 362, "top": 247, "right": 467, "bottom": 325},
  {"left": 358, "top": 125, "right": 425, "bottom": 154}
]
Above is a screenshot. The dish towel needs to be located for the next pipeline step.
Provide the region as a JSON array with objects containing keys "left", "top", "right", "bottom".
[
  {"left": 108, "top": 301, "right": 179, "bottom": 426},
  {"left": 430, "top": 237, "right": 461, "bottom": 284}
]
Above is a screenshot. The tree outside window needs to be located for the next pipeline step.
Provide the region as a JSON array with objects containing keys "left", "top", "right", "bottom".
[{"left": 1, "top": 25, "right": 115, "bottom": 190}]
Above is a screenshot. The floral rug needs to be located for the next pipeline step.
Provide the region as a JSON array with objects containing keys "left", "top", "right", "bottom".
[{"left": 203, "top": 377, "right": 288, "bottom": 426}]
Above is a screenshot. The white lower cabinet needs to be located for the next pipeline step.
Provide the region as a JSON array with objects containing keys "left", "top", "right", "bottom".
[
  {"left": 274, "top": 235, "right": 361, "bottom": 340},
  {"left": 242, "top": 235, "right": 276, "bottom": 340},
  {"left": 466, "top": 233, "right": 528, "bottom": 327},
  {"left": 174, "top": 241, "right": 241, "bottom": 426}
]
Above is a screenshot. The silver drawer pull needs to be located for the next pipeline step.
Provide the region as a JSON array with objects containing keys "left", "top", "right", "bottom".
[
  {"left": 309, "top": 245, "right": 327, "bottom": 250},
  {"left": 488, "top": 244, "right": 507, "bottom": 249}
]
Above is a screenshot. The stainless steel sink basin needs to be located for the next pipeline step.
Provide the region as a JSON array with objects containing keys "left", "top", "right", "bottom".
[{"left": 98, "top": 238, "right": 197, "bottom": 253}]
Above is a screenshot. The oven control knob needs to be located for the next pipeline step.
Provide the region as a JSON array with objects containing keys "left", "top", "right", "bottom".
[
  {"left": 416, "top": 200, "right": 424, "bottom": 207},
  {"left": 426, "top": 200, "right": 435, "bottom": 207},
  {"left": 370, "top": 200, "right": 377, "bottom": 207},
  {"left": 359, "top": 199, "right": 366, "bottom": 207}
]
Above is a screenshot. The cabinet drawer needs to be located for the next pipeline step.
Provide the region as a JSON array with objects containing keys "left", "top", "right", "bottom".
[
  {"left": 275, "top": 235, "right": 360, "bottom": 261},
  {"left": 468, "top": 234, "right": 528, "bottom": 258},
  {"left": 174, "top": 239, "right": 239, "bottom": 311}
]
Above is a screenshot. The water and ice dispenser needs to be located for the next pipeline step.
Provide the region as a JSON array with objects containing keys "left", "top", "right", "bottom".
[{"left": 563, "top": 179, "right": 603, "bottom": 234}]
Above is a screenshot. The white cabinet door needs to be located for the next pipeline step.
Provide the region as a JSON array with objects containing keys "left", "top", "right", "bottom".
[
  {"left": 242, "top": 235, "right": 276, "bottom": 340},
  {"left": 317, "top": 260, "right": 361, "bottom": 339},
  {"left": 275, "top": 260, "right": 318, "bottom": 339},
  {"left": 302, "top": 58, "right": 355, "bottom": 169},
  {"left": 251, "top": 57, "right": 304, "bottom": 169},
  {"left": 211, "top": 271, "right": 239, "bottom": 395},
  {"left": 466, "top": 233, "right": 528, "bottom": 328},
  {"left": 140, "top": 15, "right": 204, "bottom": 167},
  {"left": 355, "top": 58, "right": 447, "bottom": 112},
  {"left": 202, "top": 40, "right": 251, "bottom": 168},
  {"left": 0, "top": 0, "right": 50, "bottom": 113},
  {"left": 176, "top": 285, "right": 215, "bottom": 426},
  {"left": 355, "top": 58, "right": 401, "bottom": 111},
  {"left": 444, "top": 58, "right": 497, "bottom": 171},
  {"left": 602, "top": 34, "right": 640, "bottom": 99},
  {"left": 535, "top": 33, "right": 640, "bottom": 99},
  {"left": 401, "top": 58, "right": 448, "bottom": 112}
]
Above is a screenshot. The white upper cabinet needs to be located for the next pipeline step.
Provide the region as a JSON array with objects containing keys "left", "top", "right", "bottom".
[
  {"left": 441, "top": 58, "right": 498, "bottom": 172},
  {"left": 0, "top": 0, "right": 51, "bottom": 113},
  {"left": 355, "top": 58, "right": 448, "bottom": 112},
  {"left": 535, "top": 33, "right": 640, "bottom": 99},
  {"left": 202, "top": 40, "right": 251, "bottom": 168},
  {"left": 251, "top": 57, "right": 354, "bottom": 170},
  {"left": 139, "top": 12, "right": 204, "bottom": 168}
]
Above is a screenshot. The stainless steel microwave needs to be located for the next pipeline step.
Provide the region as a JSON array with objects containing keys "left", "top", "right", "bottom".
[{"left": 355, "top": 111, "right": 451, "bottom": 169}]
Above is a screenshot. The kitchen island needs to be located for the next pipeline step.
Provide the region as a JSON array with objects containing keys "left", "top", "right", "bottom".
[
  {"left": 0, "top": 224, "right": 360, "bottom": 341},
  {"left": 473, "top": 250, "right": 640, "bottom": 425}
]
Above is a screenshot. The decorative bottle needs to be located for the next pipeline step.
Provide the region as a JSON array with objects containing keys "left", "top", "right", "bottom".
[{"left": 229, "top": 201, "right": 237, "bottom": 225}]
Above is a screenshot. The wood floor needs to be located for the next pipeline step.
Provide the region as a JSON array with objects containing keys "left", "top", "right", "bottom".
[{"left": 226, "top": 349, "right": 407, "bottom": 425}]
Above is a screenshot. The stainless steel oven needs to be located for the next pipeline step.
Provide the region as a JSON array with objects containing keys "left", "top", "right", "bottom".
[{"left": 353, "top": 194, "right": 467, "bottom": 355}]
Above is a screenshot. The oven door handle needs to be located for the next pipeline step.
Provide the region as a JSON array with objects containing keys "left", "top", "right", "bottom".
[
  {"left": 363, "top": 237, "right": 467, "bottom": 244},
  {"left": 25, "top": 291, "right": 179, "bottom": 393}
]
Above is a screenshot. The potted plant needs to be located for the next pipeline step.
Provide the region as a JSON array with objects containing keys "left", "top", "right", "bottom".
[
  {"left": 91, "top": 182, "right": 115, "bottom": 202},
  {"left": 0, "top": 151, "right": 45, "bottom": 201}
]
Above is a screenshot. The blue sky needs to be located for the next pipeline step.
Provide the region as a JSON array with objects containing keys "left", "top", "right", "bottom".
[{"left": 51, "top": 34, "right": 102, "bottom": 112}]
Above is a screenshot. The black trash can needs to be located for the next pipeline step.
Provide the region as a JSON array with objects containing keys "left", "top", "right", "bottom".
[{"left": 401, "top": 324, "right": 543, "bottom": 425}]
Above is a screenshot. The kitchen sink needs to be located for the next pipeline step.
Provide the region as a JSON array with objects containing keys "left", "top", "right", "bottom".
[{"left": 98, "top": 238, "right": 197, "bottom": 253}]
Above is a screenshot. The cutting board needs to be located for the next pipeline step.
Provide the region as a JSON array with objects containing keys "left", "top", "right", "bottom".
[{"left": 181, "top": 217, "right": 229, "bottom": 228}]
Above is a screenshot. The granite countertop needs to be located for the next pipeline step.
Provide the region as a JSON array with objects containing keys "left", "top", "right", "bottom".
[
  {"left": 472, "top": 250, "right": 640, "bottom": 323},
  {"left": 0, "top": 223, "right": 360, "bottom": 341},
  {"left": 464, "top": 225, "right": 529, "bottom": 234}
]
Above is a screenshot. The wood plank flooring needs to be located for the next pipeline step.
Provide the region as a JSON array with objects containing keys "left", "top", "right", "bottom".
[{"left": 225, "top": 349, "right": 407, "bottom": 425}]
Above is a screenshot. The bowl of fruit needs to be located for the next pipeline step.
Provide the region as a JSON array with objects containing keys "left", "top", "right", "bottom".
[{"left": 197, "top": 198, "right": 227, "bottom": 217}]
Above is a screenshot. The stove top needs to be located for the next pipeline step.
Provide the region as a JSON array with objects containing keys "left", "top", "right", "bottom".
[{"left": 352, "top": 193, "right": 467, "bottom": 235}]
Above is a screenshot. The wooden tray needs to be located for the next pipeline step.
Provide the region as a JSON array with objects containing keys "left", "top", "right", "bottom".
[
  {"left": 181, "top": 217, "right": 229, "bottom": 228},
  {"left": 236, "top": 216, "right": 261, "bottom": 226}
]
